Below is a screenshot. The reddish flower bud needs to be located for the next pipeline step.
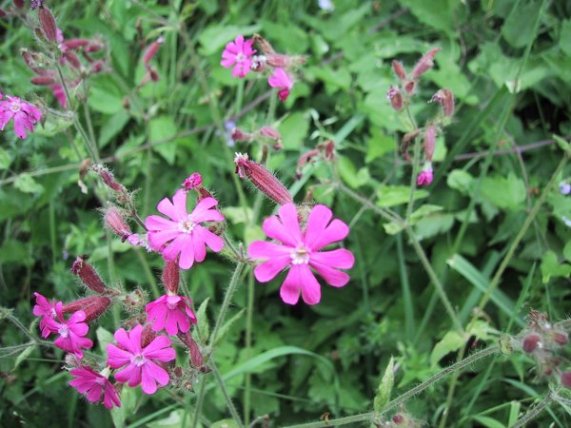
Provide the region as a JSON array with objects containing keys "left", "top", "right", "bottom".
[
  {"left": 387, "top": 86, "right": 403, "bottom": 111},
  {"left": 522, "top": 333, "right": 542, "bottom": 353},
  {"left": 412, "top": 47, "right": 440, "bottom": 79},
  {"left": 182, "top": 172, "right": 203, "bottom": 191},
  {"left": 86, "top": 41, "right": 104, "bottom": 53},
  {"left": 31, "top": 75, "right": 56, "bottom": 86},
  {"left": 296, "top": 149, "right": 320, "bottom": 178},
  {"left": 259, "top": 126, "right": 282, "bottom": 143},
  {"left": 319, "top": 140, "right": 335, "bottom": 160},
  {"left": 178, "top": 332, "right": 204, "bottom": 368},
  {"left": 62, "top": 296, "right": 112, "bottom": 322},
  {"left": 62, "top": 38, "right": 90, "bottom": 50},
  {"left": 13, "top": 0, "right": 24, "bottom": 9},
  {"left": 391, "top": 60, "right": 407, "bottom": 80},
  {"left": 266, "top": 53, "right": 290, "bottom": 68},
  {"left": 561, "top": 372, "right": 571, "bottom": 389},
  {"left": 148, "top": 67, "right": 159, "bottom": 82},
  {"left": 162, "top": 260, "right": 180, "bottom": 294},
  {"left": 234, "top": 153, "right": 293, "bottom": 205},
  {"left": 21, "top": 49, "right": 45, "bottom": 74},
  {"left": 553, "top": 331, "right": 569, "bottom": 346},
  {"left": 431, "top": 88, "right": 455, "bottom": 117},
  {"left": 403, "top": 79, "right": 416, "bottom": 95},
  {"left": 63, "top": 51, "right": 81, "bottom": 69},
  {"left": 38, "top": 7, "right": 58, "bottom": 43},
  {"left": 423, "top": 124, "right": 437, "bottom": 161},
  {"left": 392, "top": 414, "right": 405, "bottom": 424},
  {"left": 253, "top": 34, "right": 275, "bottom": 55},
  {"left": 143, "top": 36, "right": 164, "bottom": 65},
  {"left": 416, "top": 165, "right": 433, "bottom": 187},
  {"left": 90, "top": 60, "right": 106, "bottom": 74},
  {"left": 71, "top": 256, "right": 108, "bottom": 294},
  {"left": 103, "top": 207, "right": 132, "bottom": 240},
  {"left": 0, "top": 8, "right": 7, "bottom": 18},
  {"left": 91, "top": 164, "right": 127, "bottom": 193},
  {"left": 141, "top": 324, "right": 157, "bottom": 347},
  {"left": 231, "top": 127, "right": 253, "bottom": 143}
]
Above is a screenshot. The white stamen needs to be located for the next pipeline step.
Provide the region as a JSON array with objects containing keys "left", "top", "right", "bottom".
[{"left": 290, "top": 245, "right": 310, "bottom": 265}]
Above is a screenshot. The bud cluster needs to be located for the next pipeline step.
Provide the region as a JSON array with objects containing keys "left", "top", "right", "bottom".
[{"left": 296, "top": 140, "right": 335, "bottom": 179}]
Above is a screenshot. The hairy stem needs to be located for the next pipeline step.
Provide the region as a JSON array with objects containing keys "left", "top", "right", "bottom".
[
  {"left": 513, "top": 391, "right": 554, "bottom": 428},
  {"left": 211, "top": 359, "right": 244, "bottom": 428}
]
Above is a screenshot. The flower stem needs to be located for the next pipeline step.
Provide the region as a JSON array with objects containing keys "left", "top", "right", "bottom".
[
  {"left": 513, "top": 391, "right": 554, "bottom": 428},
  {"left": 211, "top": 359, "right": 245, "bottom": 428}
]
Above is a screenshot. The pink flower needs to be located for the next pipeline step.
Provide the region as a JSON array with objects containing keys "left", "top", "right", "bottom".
[
  {"left": 106, "top": 324, "right": 176, "bottom": 394},
  {"left": 144, "top": 190, "right": 225, "bottom": 270},
  {"left": 248, "top": 203, "right": 355, "bottom": 305},
  {"left": 182, "top": 172, "right": 203, "bottom": 191},
  {"left": 0, "top": 95, "right": 42, "bottom": 139},
  {"left": 221, "top": 35, "right": 255, "bottom": 78},
  {"left": 44, "top": 310, "right": 94, "bottom": 358},
  {"left": 416, "top": 167, "right": 433, "bottom": 187},
  {"left": 146, "top": 294, "right": 197, "bottom": 336},
  {"left": 69, "top": 366, "right": 121, "bottom": 409},
  {"left": 51, "top": 84, "right": 67, "bottom": 108},
  {"left": 268, "top": 68, "right": 294, "bottom": 101},
  {"left": 32, "top": 292, "right": 61, "bottom": 338}
]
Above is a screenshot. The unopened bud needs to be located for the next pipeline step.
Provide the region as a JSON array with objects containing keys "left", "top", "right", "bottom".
[
  {"left": 231, "top": 127, "right": 253, "bottom": 143},
  {"left": 141, "top": 324, "right": 157, "bottom": 347},
  {"left": 234, "top": 153, "right": 293, "bottom": 205},
  {"left": 178, "top": 332, "right": 204, "bottom": 368},
  {"left": 431, "top": 88, "right": 455, "bottom": 117},
  {"left": 162, "top": 260, "right": 180, "bottom": 294},
  {"left": 103, "top": 207, "right": 132, "bottom": 240},
  {"left": 62, "top": 296, "right": 112, "bottom": 322},
  {"left": 387, "top": 86, "right": 403, "bottom": 111},
  {"left": 63, "top": 51, "right": 82, "bottom": 69},
  {"left": 124, "top": 288, "right": 145, "bottom": 310},
  {"left": 91, "top": 164, "right": 127, "bottom": 193},
  {"left": 296, "top": 149, "right": 319, "bottom": 178},
  {"left": 13, "top": 0, "right": 24, "bottom": 9},
  {"left": 0, "top": 8, "right": 7, "bottom": 17},
  {"left": 148, "top": 67, "right": 159, "bottom": 82},
  {"left": 403, "top": 80, "right": 416, "bottom": 95},
  {"left": 62, "top": 38, "right": 90, "bottom": 50},
  {"left": 143, "top": 36, "right": 164, "bottom": 65},
  {"left": 266, "top": 53, "right": 290, "bottom": 68},
  {"left": 86, "top": 41, "right": 104, "bottom": 53},
  {"left": 392, "top": 414, "right": 405, "bottom": 424},
  {"left": 182, "top": 172, "right": 203, "bottom": 191},
  {"left": 391, "top": 60, "right": 407, "bottom": 80},
  {"left": 561, "top": 372, "right": 571, "bottom": 389},
  {"left": 31, "top": 75, "right": 56, "bottom": 85},
  {"left": 522, "top": 332, "right": 542, "bottom": 353},
  {"left": 259, "top": 126, "right": 281, "bottom": 143},
  {"left": 38, "top": 7, "right": 58, "bottom": 43},
  {"left": 416, "top": 165, "right": 433, "bottom": 187},
  {"left": 412, "top": 47, "right": 440, "bottom": 79},
  {"left": 423, "top": 124, "right": 437, "bottom": 161},
  {"left": 319, "top": 140, "right": 335, "bottom": 160},
  {"left": 71, "top": 256, "right": 108, "bottom": 294},
  {"left": 553, "top": 331, "right": 569, "bottom": 346},
  {"left": 253, "top": 34, "right": 275, "bottom": 55},
  {"left": 90, "top": 60, "right": 106, "bottom": 74},
  {"left": 21, "top": 49, "right": 45, "bottom": 74}
]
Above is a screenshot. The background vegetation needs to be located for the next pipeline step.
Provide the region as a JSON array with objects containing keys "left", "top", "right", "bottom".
[{"left": 1, "top": 0, "right": 571, "bottom": 427}]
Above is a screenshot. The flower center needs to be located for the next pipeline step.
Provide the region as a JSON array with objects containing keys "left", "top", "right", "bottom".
[
  {"left": 290, "top": 245, "right": 310, "bottom": 265},
  {"left": 10, "top": 102, "right": 21, "bottom": 113},
  {"left": 131, "top": 354, "right": 147, "bottom": 367},
  {"left": 178, "top": 217, "right": 195, "bottom": 234},
  {"left": 236, "top": 52, "right": 246, "bottom": 62},
  {"left": 58, "top": 324, "right": 69, "bottom": 338}
]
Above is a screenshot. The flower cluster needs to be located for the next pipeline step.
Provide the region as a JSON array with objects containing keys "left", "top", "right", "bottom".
[
  {"left": 387, "top": 48, "right": 456, "bottom": 187},
  {"left": 0, "top": 91, "right": 42, "bottom": 139},
  {"left": 221, "top": 34, "right": 304, "bottom": 102}
]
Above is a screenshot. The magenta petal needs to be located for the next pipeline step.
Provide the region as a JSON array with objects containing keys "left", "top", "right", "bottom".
[
  {"left": 298, "top": 265, "right": 321, "bottom": 305},
  {"left": 143, "top": 336, "right": 176, "bottom": 361},
  {"left": 263, "top": 215, "right": 297, "bottom": 247},
  {"left": 303, "top": 205, "right": 333, "bottom": 248},
  {"left": 311, "top": 263, "right": 350, "bottom": 287},
  {"left": 156, "top": 196, "right": 178, "bottom": 221},
  {"left": 172, "top": 189, "right": 189, "bottom": 220},
  {"left": 145, "top": 215, "right": 177, "bottom": 232},
  {"left": 310, "top": 219, "right": 350, "bottom": 251},
  {"left": 279, "top": 266, "right": 302, "bottom": 305},
  {"left": 277, "top": 204, "right": 302, "bottom": 243},
  {"left": 162, "top": 234, "right": 187, "bottom": 262},
  {"left": 310, "top": 249, "right": 355, "bottom": 269},
  {"left": 254, "top": 257, "right": 291, "bottom": 282},
  {"left": 190, "top": 197, "right": 223, "bottom": 223},
  {"left": 248, "top": 241, "right": 290, "bottom": 259}
]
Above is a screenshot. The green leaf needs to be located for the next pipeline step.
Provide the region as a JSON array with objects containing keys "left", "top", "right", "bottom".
[
  {"left": 88, "top": 77, "right": 124, "bottom": 114},
  {"left": 213, "top": 309, "right": 245, "bottom": 346},
  {"left": 553, "top": 134, "right": 571, "bottom": 156},
  {"left": 112, "top": 386, "right": 138, "bottom": 428},
  {"left": 480, "top": 174, "right": 526, "bottom": 210},
  {"left": 399, "top": 0, "right": 458, "bottom": 36},
  {"left": 471, "top": 416, "right": 505, "bottom": 428},
  {"left": 99, "top": 110, "right": 130, "bottom": 148},
  {"left": 560, "top": 20, "right": 571, "bottom": 56},
  {"left": 540, "top": 251, "right": 571, "bottom": 283},
  {"left": 196, "top": 298, "right": 210, "bottom": 342},
  {"left": 0, "top": 147, "right": 12, "bottom": 170},
  {"left": 447, "top": 169, "right": 474, "bottom": 194},
  {"left": 148, "top": 116, "right": 178, "bottom": 164},
  {"left": 502, "top": 1, "right": 542, "bottom": 48},
  {"left": 211, "top": 420, "right": 240, "bottom": 428},
  {"left": 338, "top": 156, "right": 370, "bottom": 188},
  {"left": 373, "top": 357, "right": 394, "bottom": 412},
  {"left": 14, "top": 344, "right": 36, "bottom": 369},
  {"left": 430, "top": 331, "right": 466, "bottom": 367},
  {"left": 96, "top": 327, "right": 115, "bottom": 353},
  {"left": 366, "top": 129, "right": 396, "bottom": 163},
  {"left": 278, "top": 112, "right": 310, "bottom": 150},
  {"left": 564, "top": 240, "right": 571, "bottom": 263},
  {"left": 221, "top": 207, "right": 254, "bottom": 225},
  {"left": 14, "top": 173, "right": 44, "bottom": 194},
  {"left": 376, "top": 185, "right": 429, "bottom": 208},
  {"left": 198, "top": 24, "right": 260, "bottom": 55}
]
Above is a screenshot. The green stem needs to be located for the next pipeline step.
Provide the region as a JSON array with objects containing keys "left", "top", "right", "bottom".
[
  {"left": 512, "top": 392, "right": 554, "bottom": 428},
  {"left": 1, "top": 309, "right": 41, "bottom": 345},
  {"left": 405, "top": 135, "right": 422, "bottom": 223},
  {"left": 211, "top": 359, "right": 244, "bottom": 428},
  {"left": 243, "top": 272, "right": 255, "bottom": 425},
  {"left": 191, "top": 380, "right": 207, "bottom": 428},
  {"left": 282, "top": 346, "right": 499, "bottom": 428}
]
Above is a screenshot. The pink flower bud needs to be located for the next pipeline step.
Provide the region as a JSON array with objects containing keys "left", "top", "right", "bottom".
[
  {"left": 404, "top": 79, "right": 416, "bottom": 95},
  {"left": 63, "top": 51, "right": 81, "bottom": 69},
  {"left": 391, "top": 60, "right": 407, "bottom": 80},
  {"left": 423, "top": 124, "right": 437, "bottom": 161},
  {"left": 62, "top": 38, "right": 90, "bottom": 50},
  {"left": 412, "top": 47, "right": 440, "bottom": 79},
  {"left": 0, "top": 8, "right": 7, "bottom": 17},
  {"left": 392, "top": 414, "right": 405, "bottom": 424},
  {"left": 71, "top": 256, "right": 108, "bottom": 294},
  {"left": 231, "top": 127, "right": 253, "bottom": 142},
  {"left": 143, "top": 36, "right": 165, "bottom": 65},
  {"left": 522, "top": 333, "right": 541, "bottom": 353},
  {"left": 561, "top": 372, "right": 571, "bottom": 389},
  {"left": 90, "top": 60, "right": 106, "bottom": 74},
  {"left": 253, "top": 34, "right": 275, "bottom": 55},
  {"left": 416, "top": 166, "right": 433, "bottom": 187},
  {"left": 141, "top": 323, "right": 157, "bottom": 347},
  {"left": 234, "top": 153, "right": 293, "bottom": 205},
  {"left": 178, "top": 332, "right": 204, "bottom": 368},
  {"left": 553, "top": 331, "right": 569, "bottom": 346},
  {"left": 182, "top": 172, "right": 203, "bottom": 191},
  {"left": 431, "top": 88, "right": 455, "bottom": 117},
  {"left": 259, "top": 126, "right": 281, "bottom": 142},
  {"left": 38, "top": 7, "right": 58, "bottom": 43},
  {"left": 387, "top": 86, "right": 403, "bottom": 111},
  {"left": 266, "top": 53, "right": 290, "bottom": 68},
  {"left": 63, "top": 296, "right": 112, "bottom": 322},
  {"left": 21, "top": 49, "right": 45, "bottom": 74},
  {"left": 91, "top": 164, "right": 126, "bottom": 193},
  {"left": 103, "top": 207, "right": 132, "bottom": 240},
  {"left": 13, "top": 0, "right": 24, "bottom": 9},
  {"left": 148, "top": 67, "right": 159, "bottom": 82},
  {"left": 86, "top": 41, "right": 104, "bottom": 53},
  {"left": 162, "top": 260, "right": 179, "bottom": 294},
  {"left": 31, "top": 75, "right": 56, "bottom": 85}
]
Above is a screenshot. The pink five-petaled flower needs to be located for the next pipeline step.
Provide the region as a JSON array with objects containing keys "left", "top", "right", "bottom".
[
  {"left": 248, "top": 203, "right": 355, "bottom": 305},
  {"left": 69, "top": 366, "right": 121, "bottom": 409},
  {"left": 32, "top": 292, "right": 62, "bottom": 338},
  {"left": 144, "top": 190, "right": 225, "bottom": 270},
  {"left": 268, "top": 68, "right": 294, "bottom": 102},
  {"left": 106, "top": 324, "right": 176, "bottom": 394},
  {"left": 221, "top": 35, "right": 256, "bottom": 78},
  {"left": 416, "top": 166, "right": 434, "bottom": 187},
  {"left": 0, "top": 95, "right": 42, "bottom": 139},
  {"left": 146, "top": 294, "right": 197, "bottom": 336},
  {"left": 44, "top": 309, "right": 94, "bottom": 358}
]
